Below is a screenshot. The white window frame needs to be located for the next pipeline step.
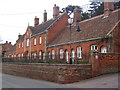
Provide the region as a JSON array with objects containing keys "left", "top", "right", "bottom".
[
  {"left": 71, "top": 49, "right": 75, "bottom": 59},
  {"left": 43, "top": 52, "right": 45, "bottom": 60},
  {"left": 26, "top": 39, "right": 29, "bottom": 47},
  {"left": 22, "top": 42, "right": 23, "bottom": 48},
  {"left": 34, "top": 52, "right": 36, "bottom": 58},
  {"left": 39, "top": 37, "right": 42, "bottom": 44},
  {"left": 101, "top": 46, "right": 107, "bottom": 53},
  {"left": 91, "top": 45, "right": 98, "bottom": 51},
  {"left": 39, "top": 51, "right": 42, "bottom": 59},
  {"left": 34, "top": 38, "right": 36, "bottom": 45},
  {"left": 77, "top": 47, "right": 82, "bottom": 59},
  {"left": 65, "top": 50, "right": 69, "bottom": 62},
  {"left": 60, "top": 49, "right": 64, "bottom": 59},
  {"left": 52, "top": 50, "right": 55, "bottom": 59},
  {"left": 18, "top": 43, "right": 20, "bottom": 48}
]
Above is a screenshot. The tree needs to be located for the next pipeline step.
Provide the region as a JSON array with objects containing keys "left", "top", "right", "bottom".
[
  {"left": 81, "top": 12, "right": 90, "bottom": 21},
  {"left": 114, "top": 1, "right": 120, "bottom": 9},
  {"left": 88, "top": 1, "right": 104, "bottom": 17},
  {"left": 60, "top": 5, "right": 81, "bottom": 15}
]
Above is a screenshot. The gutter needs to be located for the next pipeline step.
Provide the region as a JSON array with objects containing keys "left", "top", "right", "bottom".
[{"left": 47, "top": 37, "right": 102, "bottom": 48}]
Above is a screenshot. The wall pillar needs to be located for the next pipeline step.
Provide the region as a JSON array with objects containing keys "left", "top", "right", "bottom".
[{"left": 90, "top": 51, "right": 100, "bottom": 77}]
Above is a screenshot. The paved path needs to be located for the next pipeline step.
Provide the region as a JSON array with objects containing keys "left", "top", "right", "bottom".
[{"left": 2, "top": 73, "right": 119, "bottom": 88}]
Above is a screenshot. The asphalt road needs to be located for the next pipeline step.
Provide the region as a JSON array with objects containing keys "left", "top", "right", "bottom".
[{"left": 2, "top": 73, "right": 119, "bottom": 88}]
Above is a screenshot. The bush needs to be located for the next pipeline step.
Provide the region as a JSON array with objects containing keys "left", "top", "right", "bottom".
[{"left": 78, "top": 61, "right": 89, "bottom": 64}]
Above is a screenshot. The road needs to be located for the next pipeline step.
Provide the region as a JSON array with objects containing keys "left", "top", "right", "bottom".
[{"left": 2, "top": 73, "right": 119, "bottom": 88}]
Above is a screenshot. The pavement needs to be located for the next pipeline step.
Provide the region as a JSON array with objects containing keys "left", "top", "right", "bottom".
[{"left": 1, "top": 72, "right": 119, "bottom": 88}]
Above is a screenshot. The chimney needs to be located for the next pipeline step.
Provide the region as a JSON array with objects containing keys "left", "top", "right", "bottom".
[
  {"left": 18, "top": 33, "right": 22, "bottom": 38},
  {"left": 43, "top": 10, "right": 47, "bottom": 22},
  {"left": 34, "top": 16, "right": 39, "bottom": 26},
  {"left": 73, "top": 7, "right": 81, "bottom": 22},
  {"left": 9, "top": 42, "right": 11, "bottom": 44},
  {"left": 104, "top": 0, "right": 114, "bottom": 16},
  {"left": 53, "top": 4, "right": 60, "bottom": 18},
  {"left": 6, "top": 41, "right": 8, "bottom": 43}
]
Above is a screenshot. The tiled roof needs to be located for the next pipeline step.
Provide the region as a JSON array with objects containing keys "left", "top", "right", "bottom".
[
  {"left": 16, "top": 13, "right": 64, "bottom": 42},
  {"left": 30, "top": 14, "right": 63, "bottom": 37},
  {"left": 48, "top": 9, "right": 120, "bottom": 47}
]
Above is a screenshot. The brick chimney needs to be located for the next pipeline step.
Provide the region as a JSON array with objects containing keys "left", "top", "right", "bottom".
[
  {"left": 43, "top": 10, "right": 47, "bottom": 22},
  {"left": 9, "top": 42, "right": 11, "bottom": 44},
  {"left": 53, "top": 4, "right": 59, "bottom": 18},
  {"left": 34, "top": 16, "right": 39, "bottom": 26},
  {"left": 73, "top": 7, "right": 81, "bottom": 22},
  {"left": 104, "top": 1, "right": 114, "bottom": 16}
]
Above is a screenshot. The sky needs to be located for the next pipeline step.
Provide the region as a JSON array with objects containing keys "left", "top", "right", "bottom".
[{"left": 0, "top": 0, "right": 91, "bottom": 44}]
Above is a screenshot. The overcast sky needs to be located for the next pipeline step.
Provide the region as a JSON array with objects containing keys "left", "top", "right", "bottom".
[{"left": 0, "top": 0, "right": 91, "bottom": 44}]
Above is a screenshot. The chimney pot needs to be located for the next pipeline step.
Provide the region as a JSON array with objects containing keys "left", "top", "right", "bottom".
[
  {"left": 34, "top": 16, "right": 39, "bottom": 26},
  {"left": 6, "top": 41, "right": 8, "bottom": 43},
  {"left": 43, "top": 10, "right": 47, "bottom": 22}
]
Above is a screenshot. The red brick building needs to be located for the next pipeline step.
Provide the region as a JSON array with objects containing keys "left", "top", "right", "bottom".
[
  {"left": 15, "top": 4, "right": 68, "bottom": 59},
  {"left": 5, "top": 2, "right": 120, "bottom": 63},
  {"left": 1, "top": 41, "right": 15, "bottom": 57}
]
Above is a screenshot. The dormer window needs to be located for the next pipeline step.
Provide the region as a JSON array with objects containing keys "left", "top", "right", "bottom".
[{"left": 91, "top": 45, "right": 98, "bottom": 51}]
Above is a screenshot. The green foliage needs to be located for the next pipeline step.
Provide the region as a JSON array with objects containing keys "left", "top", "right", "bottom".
[
  {"left": 78, "top": 61, "right": 89, "bottom": 64},
  {"left": 60, "top": 5, "right": 82, "bottom": 15},
  {"left": 88, "top": 1, "right": 104, "bottom": 17}
]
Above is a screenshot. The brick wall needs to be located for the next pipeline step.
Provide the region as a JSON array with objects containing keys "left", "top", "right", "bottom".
[
  {"left": 99, "top": 53, "right": 119, "bottom": 74},
  {"left": 90, "top": 52, "right": 119, "bottom": 76},
  {"left": 2, "top": 63, "right": 92, "bottom": 84}
]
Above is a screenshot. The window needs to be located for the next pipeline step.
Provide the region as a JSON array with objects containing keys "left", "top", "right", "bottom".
[
  {"left": 18, "top": 43, "right": 20, "bottom": 48},
  {"left": 34, "top": 38, "right": 36, "bottom": 45},
  {"left": 18, "top": 54, "right": 20, "bottom": 57},
  {"left": 39, "top": 37, "right": 42, "bottom": 44},
  {"left": 48, "top": 52, "right": 51, "bottom": 59},
  {"left": 77, "top": 47, "right": 82, "bottom": 59},
  {"left": 91, "top": 45, "right": 98, "bottom": 51},
  {"left": 21, "top": 53, "right": 23, "bottom": 57},
  {"left": 43, "top": 52, "right": 45, "bottom": 60},
  {"left": 26, "top": 39, "right": 29, "bottom": 46},
  {"left": 39, "top": 51, "right": 42, "bottom": 59},
  {"left": 71, "top": 49, "right": 75, "bottom": 59},
  {"left": 60, "top": 49, "right": 63, "bottom": 59},
  {"left": 22, "top": 42, "right": 23, "bottom": 47},
  {"left": 101, "top": 46, "right": 107, "bottom": 53},
  {"left": 65, "top": 50, "right": 69, "bottom": 63},
  {"left": 34, "top": 52, "right": 36, "bottom": 58},
  {"left": 52, "top": 50, "right": 55, "bottom": 59}
]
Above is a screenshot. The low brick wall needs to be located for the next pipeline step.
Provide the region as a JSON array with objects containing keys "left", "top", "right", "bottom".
[
  {"left": 2, "top": 63, "right": 92, "bottom": 84},
  {"left": 98, "top": 53, "right": 119, "bottom": 74}
]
